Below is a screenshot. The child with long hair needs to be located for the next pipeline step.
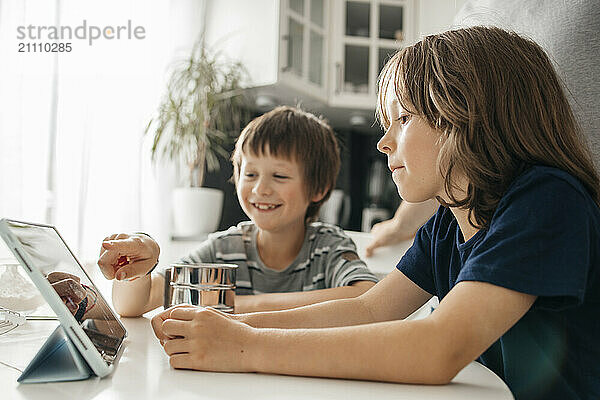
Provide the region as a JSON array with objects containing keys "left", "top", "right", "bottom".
[{"left": 151, "top": 27, "right": 600, "bottom": 400}]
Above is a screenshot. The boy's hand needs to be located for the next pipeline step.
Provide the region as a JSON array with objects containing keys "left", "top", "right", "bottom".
[
  {"left": 151, "top": 305, "right": 255, "bottom": 372},
  {"left": 150, "top": 304, "right": 196, "bottom": 343},
  {"left": 97, "top": 233, "right": 160, "bottom": 281}
]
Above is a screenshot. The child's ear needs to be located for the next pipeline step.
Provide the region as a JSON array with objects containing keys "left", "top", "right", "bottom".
[{"left": 310, "top": 190, "right": 328, "bottom": 203}]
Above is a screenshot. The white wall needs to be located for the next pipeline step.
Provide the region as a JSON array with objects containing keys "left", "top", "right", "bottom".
[
  {"left": 417, "top": 0, "right": 468, "bottom": 38},
  {"left": 203, "top": 0, "right": 280, "bottom": 88}
]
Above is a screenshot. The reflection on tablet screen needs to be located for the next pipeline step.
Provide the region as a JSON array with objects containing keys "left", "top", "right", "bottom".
[{"left": 6, "top": 221, "right": 126, "bottom": 364}]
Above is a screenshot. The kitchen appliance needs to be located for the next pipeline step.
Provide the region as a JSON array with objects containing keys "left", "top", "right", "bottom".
[
  {"left": 361, "top": 207, "right": 391, "bottom": 232},
  {"left": 362, "top": 159, "right": 391, "bottom": 231},
  {"left": 319, "top": 189, "right": 351, "bottom": 227}
]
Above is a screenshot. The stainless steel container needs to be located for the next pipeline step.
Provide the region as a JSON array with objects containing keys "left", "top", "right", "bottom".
[{"left": 164, "top": 263, "right": 238, "bottom": 313}]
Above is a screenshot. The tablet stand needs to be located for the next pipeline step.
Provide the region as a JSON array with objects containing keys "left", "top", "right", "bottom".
[{"left": 18, "top": 325, "right": 93, "bottom": 383}]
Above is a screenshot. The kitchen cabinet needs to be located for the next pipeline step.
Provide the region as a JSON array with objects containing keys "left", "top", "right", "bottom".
[
  {"left": 203, "top": 0, "right": 329, "bottom": 103},
  {"left": 280, "top": 0, "right": 329, "bottom": 100},
  {"left": 203, "top": 0, "right": 414, "bottom": 117},
  {"left": 329, "top": 0, "right": 415, "bottom": 109}
]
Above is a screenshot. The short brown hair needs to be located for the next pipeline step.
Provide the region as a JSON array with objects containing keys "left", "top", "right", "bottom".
[
  {"left": 231, "top": 106, "right": 340, "bottom": 222},
  {"left": 377, "top": 26, "right": 600, "bottom": 228}
]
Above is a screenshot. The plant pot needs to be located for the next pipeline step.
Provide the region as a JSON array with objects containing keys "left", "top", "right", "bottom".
[{"left": 172, "top": 187, "right": 224, "bottom": 237}]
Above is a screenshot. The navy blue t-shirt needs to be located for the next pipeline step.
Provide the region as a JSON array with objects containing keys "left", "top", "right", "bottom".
[{"left": 397, "top": 166, "right": 600, "bottom": 400}]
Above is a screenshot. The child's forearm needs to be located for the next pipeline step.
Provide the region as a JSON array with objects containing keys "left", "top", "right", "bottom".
[
  {"left": 111, "top": 274, "right": 164, "bottom": 317},
  {"left": 244, "top": 280, "right": 535, "bottom": 384},
  {"left": 236, "top": 272, "right": 428, "bottom": 329},
  {"left": 235, "top": 281, "right": 375, "bottom": 313},
  {"left": 238, "top": 292, "right": 378, "bottom": 329},
  {"left": 247, "top": 317, "right": 455, "bottom": 384}
]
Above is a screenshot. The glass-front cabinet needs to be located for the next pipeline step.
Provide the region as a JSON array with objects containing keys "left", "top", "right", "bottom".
[
  {"left": 204, "top": 0, "right": 414, "bottom": 112},
  {"left": 279, "top": 0, "right": 329, "bottom": 101},
  {"left": 329, "top": 0, "right": 414, "bottom": 109}
]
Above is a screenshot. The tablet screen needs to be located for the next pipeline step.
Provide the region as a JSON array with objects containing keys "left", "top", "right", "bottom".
[{"left": 4, "top": 220, "right": 126, "bottom": 364}]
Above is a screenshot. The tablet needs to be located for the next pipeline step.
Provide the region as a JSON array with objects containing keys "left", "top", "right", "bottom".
[{"left": 0, "top": 218, "right": 127, "bottom": 379}]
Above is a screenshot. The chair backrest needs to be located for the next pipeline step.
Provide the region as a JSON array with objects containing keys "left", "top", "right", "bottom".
[{"left": 454, "top": 0, "right": 600, "bottom": 167}]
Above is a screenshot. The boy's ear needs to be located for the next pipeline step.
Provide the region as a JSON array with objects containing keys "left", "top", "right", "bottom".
[{"left": 310, "top": 189, "right": 328, "bottom": 203}]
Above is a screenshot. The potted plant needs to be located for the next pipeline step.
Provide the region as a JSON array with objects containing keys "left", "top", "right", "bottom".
[{"left": 146, "top": 37, "right": 252, "bottom": 236}]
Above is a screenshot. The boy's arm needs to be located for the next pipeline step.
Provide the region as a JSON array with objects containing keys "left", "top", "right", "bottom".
[
  {"left": 111, "top": 273, "right": 165, "bottom": 317},
  {"left": 97, "top": 233, "right": 162, "bottom": 317},
  {"left": 234, "top": 280, "right": 375, "bottom": 313},
  {"left": 236, "top": 270, "right": 431, "bottom": 328},
  {"left": 243, "top": 281, "right": 536, "bottom": 384}
]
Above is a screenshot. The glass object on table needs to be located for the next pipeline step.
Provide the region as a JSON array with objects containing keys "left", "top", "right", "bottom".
[{"left": 0, "top": 259, "right": 45, "bottom": 315}]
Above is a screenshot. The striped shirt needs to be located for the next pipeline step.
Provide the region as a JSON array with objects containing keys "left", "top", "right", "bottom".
[{"left": 178, "top": 221, "right": 378, "bottom": 295}]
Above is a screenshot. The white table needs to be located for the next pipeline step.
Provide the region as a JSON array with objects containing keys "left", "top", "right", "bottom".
[
  {"left": 0, "top": 315, "right": 513, "bottom": 400},
  {"left": 343, "top": 230, "right": 413, "bottom": 277},
  {"left": 1, "top": 231, "right": 512, "bottom": 399}
]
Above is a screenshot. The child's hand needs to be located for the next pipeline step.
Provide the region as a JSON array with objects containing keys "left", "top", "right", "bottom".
[
  {"left": 365, "top": 217, "right": 405, "bottom": 257},
  {"left": 150, "top": 304, "right": 195, "bottom": 343},
  {"left": 97, "top": 233, "right": 160, "bottom": 281},
  {"left": 151, "top": 305, "right": 255, "bottom": 372}
]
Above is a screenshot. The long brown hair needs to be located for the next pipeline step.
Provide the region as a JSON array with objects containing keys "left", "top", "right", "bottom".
[
  {"left": 231, "top": 106, "right": 340, "bottom": 222},
  {"left": 377, "top": 26, "right": 600, "bottom": 228}
]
